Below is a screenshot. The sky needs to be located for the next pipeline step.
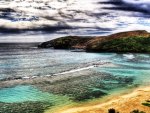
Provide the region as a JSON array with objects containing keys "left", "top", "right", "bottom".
[{"left": 0, "top": 0, "right": 150, "bottom": 42}]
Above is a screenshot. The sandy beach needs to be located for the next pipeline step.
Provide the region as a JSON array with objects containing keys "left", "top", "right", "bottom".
[{"left": 51, "top": 86, "right": 150, "bottom": 113}]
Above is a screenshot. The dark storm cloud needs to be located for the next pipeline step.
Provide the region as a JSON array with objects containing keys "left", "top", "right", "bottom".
[
  {"left": 0, "top": 25, "right": 73, "bottom": 34},
  {"left": 0, "top": 24, "right": 112, "bottom": 34},
  {"left": 0, "top": 8, "right": 16, "bottom": 13},
  {"left": 100, "top": 0, "right": 150, "bottom": 14}
]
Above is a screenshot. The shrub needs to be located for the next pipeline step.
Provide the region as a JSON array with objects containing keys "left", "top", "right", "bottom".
[
  {"left": 130, "top": 109, "right": 145, "bottom": 113},
  {"left": 86, "top": 36, "right": 150, "bottom": 53},
  {"left": 142, "top": 100, "right": 150, "bottom": 107},
  {"left": 108, "top": 108, "right": 116, "bottom": 113}
]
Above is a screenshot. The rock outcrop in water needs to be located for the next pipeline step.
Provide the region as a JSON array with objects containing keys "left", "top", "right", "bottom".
[{"left": 38, "top": 30, "right": 150, "bottom": 53}]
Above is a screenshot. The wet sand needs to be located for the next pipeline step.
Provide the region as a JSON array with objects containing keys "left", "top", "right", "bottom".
[{"left": 51, "top": 86, "right": 150, "bottom": 113}]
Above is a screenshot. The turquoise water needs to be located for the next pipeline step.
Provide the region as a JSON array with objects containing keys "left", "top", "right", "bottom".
[
  {"left": 0, "top": 85, "right": 71, "bottom": 105},
  {"left": 96, "top": 53, "right": 150, "bottom": 85},
  {"left": 0, "top": 47, "right": 150, "bottom": 111}
]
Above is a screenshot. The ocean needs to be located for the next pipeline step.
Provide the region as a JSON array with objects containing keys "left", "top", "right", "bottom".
[
  {"left": 0, "top": 43, "right": 112, "bottom": 80},
  {"left": 0, "top": 43, "right": 150, "bottom": 113}
]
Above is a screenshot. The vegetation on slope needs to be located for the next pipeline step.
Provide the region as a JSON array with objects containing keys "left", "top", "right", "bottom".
[
  {"left": 86, "top": 36, "right": 150, "bottom": 52},
  {"left": 38, "top": 36, "right": 92, "bottom": 49},
  {"left": 142, "top": 100, "right": 150, "bottom": 107},
  {"left": 38, "top": 30, "right": 150, "bottom": 53}
]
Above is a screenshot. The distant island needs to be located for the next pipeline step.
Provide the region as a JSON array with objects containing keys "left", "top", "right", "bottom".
[{"left": 38, "top": 30, "right": 150, "bottom": 53}]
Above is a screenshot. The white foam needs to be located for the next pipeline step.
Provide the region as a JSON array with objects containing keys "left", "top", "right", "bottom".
[
  {"left": 53, "top": 62, "right": 110, "bottom": 76},
  {"left": 123, "top": 54, "right": 135, "bottom": 60},
  {"left": 22, "top": 76, "right": 30, "bottom": 79},
  {"left": 53, "top": 65, "right": 95, "bottom": 76},
  {"left": 31, "top": 76, "right": 37, "bottom": 78}
]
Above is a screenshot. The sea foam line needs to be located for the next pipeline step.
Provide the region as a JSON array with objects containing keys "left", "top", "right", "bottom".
[
  {"left": 6, "top": 62, "right": 111, "bottom": 80},
  {"left": 52, "top": 62, "right": 111, "bottom": 76}
]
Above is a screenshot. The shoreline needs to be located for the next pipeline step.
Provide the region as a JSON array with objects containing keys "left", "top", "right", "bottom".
[
  {"left": 51, "top": 86, "right": 150, "bottom": 113},
  {"left": 0, "top": 56, "right": 150, "bottom": 113}
]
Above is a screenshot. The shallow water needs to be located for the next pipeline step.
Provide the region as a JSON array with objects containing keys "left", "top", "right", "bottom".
[
  {"left": 0, "top": 85, "right": 71, "bottom": 105},
  {"left": 0, "top": 46, "right": 150, "bottom": 112}
]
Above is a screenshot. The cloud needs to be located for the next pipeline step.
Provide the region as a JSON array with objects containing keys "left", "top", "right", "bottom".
[
  {"left": 100, "top": 0, "right": 150, "bottom": 14},
  {"left": 0, "top": 0, "right": 150, "bottom": 42},
  {"left": 0, "top": 24, "right": 73, "bottom": 34}
]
